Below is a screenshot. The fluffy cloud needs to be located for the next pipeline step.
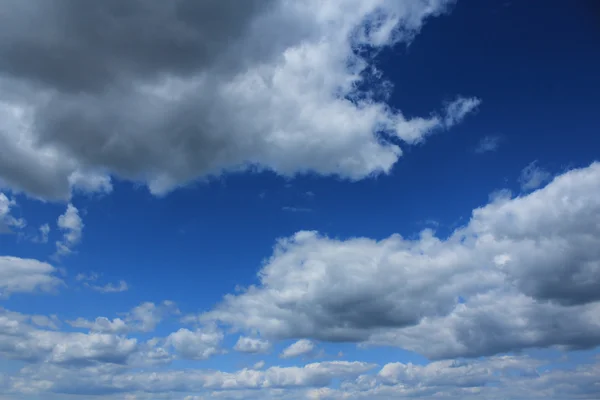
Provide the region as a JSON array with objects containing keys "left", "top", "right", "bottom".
[
  {"left": 0, "top": 0, "right": 478, "bottom": 200},
  {"left": 281, "top": 339, "right": 316, "bottom": 359},
  {"left": 0, "top": 256, "right": 63, "bottom": 296},
  {"left": 166, "top": 327, "right": 224, "bottom": 360},
  {"left": 0, "top": 308, "right": 137, "bottom": 366},
  {"left": 55, "top": 203, "right": 83, "bottom": 256},
  {"left": 203, "top": 163, "right": 600, "bottom": 357},
  {"left": 234, "top": 336, "right": 271, "bottom": 354}
]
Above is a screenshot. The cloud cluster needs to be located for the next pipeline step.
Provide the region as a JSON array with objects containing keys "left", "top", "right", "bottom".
[
  {"left": 0, "top": 308, "right": 138, "bottom": 366},
  {"left": 203, "top": 163, "right": 600, "bottom": 358},
  {"left": 0, "top": 0, "right": 478, "bottom": 200}
]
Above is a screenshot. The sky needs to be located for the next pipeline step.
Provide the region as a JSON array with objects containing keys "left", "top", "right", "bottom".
[{"left": 1, "top": 0, "right": 599, "bottom": 399}]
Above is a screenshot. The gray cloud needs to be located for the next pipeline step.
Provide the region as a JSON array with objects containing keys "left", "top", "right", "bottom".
[{"left": 0, "top": 0, "right": 477, "bottom": 200}]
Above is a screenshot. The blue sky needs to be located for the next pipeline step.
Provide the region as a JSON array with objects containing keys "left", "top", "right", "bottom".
[{"left": 1, "top": 0, "right": 599, "bottom": 399}]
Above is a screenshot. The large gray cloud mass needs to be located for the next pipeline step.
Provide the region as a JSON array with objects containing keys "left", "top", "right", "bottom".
[{"left": 0, "top": 0, "right": 479, "bottom": 200}]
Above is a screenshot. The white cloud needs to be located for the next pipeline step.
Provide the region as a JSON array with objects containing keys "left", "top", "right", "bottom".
[
  {"left": 234, "top": 336, "right": 271, "bottom": 354},
  {"left": 443, "top": 96, "right": 481, "bottom": 127},
  {"left": 0, "top": 308, "right": 138, "bottom": 366},
  {"left": 203, "top": 163, "right": 600, "bottom": 357},
  {"left": 54, "top": 203, "right": 83, "bottom": 257},
  {"left": 0, "top": 0, "right": 477, "bottom": 200},
  {"left": 166, "top": 327, "right": 224, "bottom": 360},
  {"left": 68, "top": 301, "right": 179, "bottom": 334},
  {"left": 0, "top": 192, "right": 25, "bottom": 232},
  {"left": 88, "top": 280, "right": 129, "bottom": 293},
  {"left": 519, "top": 160, "right": 551, "bottom": 191},
  {"left": 0, "top": 256, "right": 63, "bottom": 296},
  {"left": 253, "top": 361, "right": 266, "bottom": 370},
  {"left": 75, "top": 271, "right": 99, "bottom": 282},
  {"left": 281, "top": 339, "right": 316, "bottom": 359},
  {"left": 36, "top": 223, "right": 50, "bottom": 243}
]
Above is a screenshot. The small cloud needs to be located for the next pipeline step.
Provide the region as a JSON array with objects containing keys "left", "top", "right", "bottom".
[
  {"left": 252, "top": 360, "right": 266, "bottom": 370},
  {"left": 519, "top": 161, "right": 551, "bottom": 191},
  {"left": 76, "top": 272, "right": 99, "bottom": 282},
  {"left": 475, "top": 135, "right": 501, "bottom": 154},
  {"left": 280, "top": 339, "right": 316, "bottom": 359},
  {"left": 282, "top": 206, "right": 312, "bottom": 213},
  {"left": 0, "top": 193, "right": 26, "bottom": 233},
  {"left": 233, "top": 336, "right": 271, "bottom": 354},
  {"left": 443, "top": 96, "right": 482, "bottom": 128},
  {"left": 86, "top": 280, "right": 129, "bottom": 293},
  {"left": 305, "top": 191, "right": 315, "bottom": 198},
  {"left": 32, "top": 224, "right": 50, "bottom": 243},
  {"left": 54, "top": 204, "right": 83, "bottom": 258}
]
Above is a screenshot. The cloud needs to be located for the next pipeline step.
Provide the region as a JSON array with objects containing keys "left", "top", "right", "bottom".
[
  {"left": 203, "top": 163, "right": 600, "bottom": 357},
  {"left": 35, "top": 223, "right": 50, "bottom": 243},
  {"left": 6, "top": 360, "right": 375, "bottom": 396},
  {"left": 281, "top": 339, "right": 316, "bottom": 359},
  {"left": 443, "top": 96, "right": 481, "bottom": 127},
  {"left": 234, "top": 336, "right": 271, "bottom": 354},
  {"left": 0, "top": 308, "right": 138, "bottom": 366},
  {"left": 87, "top": 280, "right": 129, "bottom": 293},
  {"left": 0, "top": 192, "right": 25, "bottom": 233},
  {"left": 312, "top": 356, "right": 600, "bottom": 400},
  {"left": 253, "top": 360, "right": 266, "bottom": 370},
  {"left": 0, "top": 0, "right": 478, "bottom": 200},
  {"left": 0, "top": 256, "right": 63, "bottom": 296},
  {"left": 519, "top": 160, "right": 551, "bottom": 191},
  {"left": 474, "top": 135, "right": 501, "bottom": 153},
  {"left": 166, "top": 327, "right": 224, "bottom": 360},
  {"left": 68, "top": 301, "right": 179, "bottom": 334},
  {"left": 54, "top": 203, "right": 83, "bottom": 257}
]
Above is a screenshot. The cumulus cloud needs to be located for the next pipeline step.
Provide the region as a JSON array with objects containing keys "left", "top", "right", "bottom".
[
  {"left": 281, "top": 340, "right": 317, "bottom": 359},
  {"left": 54, "top": 203, "right": 83, "bottom": 257},
  {"left": 0, "top": 256, "right": 63, "bottom": 296},
  {"left": 519, "top": 160, "right": 551, "bottom": 191},
  {"left": 166, "top": 327, "right": 224, "bottom": 360},
  {"left": 0, "top": 0, "right": 478, "bottom": 200},
  {"left": 234, "top": 336, "right": 271, "bottom": 354},
  {"left": 203, "top": 163, "right": 600, "bottom": 357},
  {"left": 0, "top": 308, "right": 138, "bottom": 366}
]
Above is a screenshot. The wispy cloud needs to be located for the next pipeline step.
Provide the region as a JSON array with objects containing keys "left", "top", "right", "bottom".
[
  {"left": 519, "top": 160, "right": 551, "bottom": 191},
  {"left": 475, "top": 135, "right": 502, "bottom": 154},
  {"left": 87, "top": 280, "right": 129, "bottom": 293}
]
